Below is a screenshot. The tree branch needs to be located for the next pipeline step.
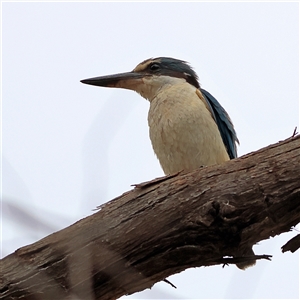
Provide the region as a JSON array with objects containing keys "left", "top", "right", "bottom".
[
  {"left": 282, "top": 234, "right": 300, "bottom": 253},
  {"left": 1, "top": 135, "right": 300, "bottom": 300}
]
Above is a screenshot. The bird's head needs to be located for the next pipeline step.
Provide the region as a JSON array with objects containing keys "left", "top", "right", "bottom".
[{"left": 81, "top": 57, "right": 200, "bottom": 101}]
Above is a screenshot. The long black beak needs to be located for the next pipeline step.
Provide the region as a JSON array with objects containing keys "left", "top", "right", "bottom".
[{"left": 81, "top": 71, "right": 144, "bottom": 89}]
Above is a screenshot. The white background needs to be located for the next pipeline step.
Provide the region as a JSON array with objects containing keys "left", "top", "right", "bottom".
[{"left": 2, "top": 2, "right": 299, "bottom": 299}]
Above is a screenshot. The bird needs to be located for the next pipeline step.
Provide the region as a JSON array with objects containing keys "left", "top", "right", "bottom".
[
  {"left": 81, "top": 57, "right": 239, "bottom": 175},
  {"left": 81, "top": 57, "right": 257, "bottom": 270}
]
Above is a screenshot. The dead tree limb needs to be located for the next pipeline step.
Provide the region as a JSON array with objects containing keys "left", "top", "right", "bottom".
[{"left": 1, "top": 135, "right": 300, "bottom": 300}]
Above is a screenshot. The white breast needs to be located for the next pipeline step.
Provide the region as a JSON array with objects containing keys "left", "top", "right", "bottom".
[{"left": 147, "top": 82, "right": 229, "bottom": 174}]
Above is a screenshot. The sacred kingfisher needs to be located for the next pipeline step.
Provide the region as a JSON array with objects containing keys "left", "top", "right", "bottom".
[
  {"left": 81, "top": 57, "right": 256, "bottom": 270},
  {"left": 81, "top": 57, "right": 239, "bottom": 175}
]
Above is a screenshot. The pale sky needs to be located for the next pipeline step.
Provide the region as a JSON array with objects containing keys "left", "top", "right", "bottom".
[{"left": 2, "top": 2, "right": 299, "bottom": 299}]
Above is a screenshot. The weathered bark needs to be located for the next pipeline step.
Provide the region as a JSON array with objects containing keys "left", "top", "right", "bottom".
[{"left": 1, "top": 135, "right": 300, "bottom": 300}]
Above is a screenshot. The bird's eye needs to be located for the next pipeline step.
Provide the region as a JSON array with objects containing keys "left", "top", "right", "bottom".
[{"left": 149, "top": 63, "right": 160, "bottom": 71}]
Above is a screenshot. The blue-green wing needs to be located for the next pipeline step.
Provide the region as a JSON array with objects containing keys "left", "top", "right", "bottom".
[{"left": 200, "top": 89, "right": 239, "bottom": 159}]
